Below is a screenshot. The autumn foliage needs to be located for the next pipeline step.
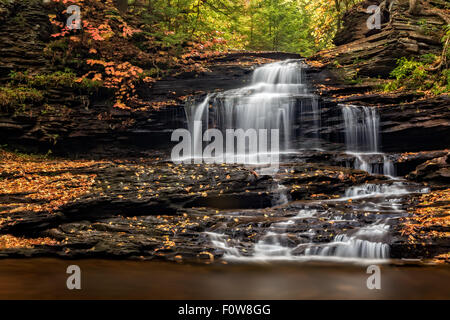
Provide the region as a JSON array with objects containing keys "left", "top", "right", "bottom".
[
  {"left": 402, "top": 188, "right": 450, "bottom": 263},
  {"left": 45, "top": 0, "right": 230, "bottom": 109},
  {"left": 0, "top": 150, "right": 99, "bottom": 217}
]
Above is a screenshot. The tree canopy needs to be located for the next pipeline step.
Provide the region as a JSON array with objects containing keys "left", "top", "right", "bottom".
[
  {"left": 2, "top": 0, "right": 445, "bottom": 111},
  {"left": 38, "top": 0, "right": 365, "bottom": 108},
  {"left": 119, "top": 0, "right": 365, "bottom": 56}
]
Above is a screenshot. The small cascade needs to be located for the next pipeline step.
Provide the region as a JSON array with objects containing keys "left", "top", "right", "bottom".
[
  {"left": 252, "top": 210, "right": 316, "bottom": 260},
  {"left": 383, "top": 156, "right": 396, "bottom": 176},
  {"left": 207, "top": 210, "right": 318, "bottom": 261},
  {"left": 341, "top": 104, "right": 396, "bottom": 176},
  {"left": 305, "top": 224, "right": 390, "bottom": 259},
  {"left": 302, "top": 182, "right": 429, "bottom": 261},
  {"left": 198, "top": 60, "right": 429, "bottom": 264},
  {"left": 183, "top": 60, "right": 320, "bottom": 163},
  {"left": 271, "top": 183, "right": 289, "bottom": 206},
  {"left": 342, "top": 105, "right": 379, "bottom": 152},
  {"left": 342, "top": 182, "right": 425, "bottom": 200},
  {"left": 206, "top": 181, "right": 428, "bottom": 263},
  {"left": 205, "top": 232, "right": 241, "bottom": 257}
]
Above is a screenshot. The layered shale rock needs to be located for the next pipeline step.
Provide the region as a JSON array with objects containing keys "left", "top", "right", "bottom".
[
  {"left": 310, "top": 0, "right": 448, "bottom": 79},
  {"left": 407, "top": 151, "right": 450, "bottom": 186},
  {"left": 307, "top": 0, "right": 450, "bottom": 153}
]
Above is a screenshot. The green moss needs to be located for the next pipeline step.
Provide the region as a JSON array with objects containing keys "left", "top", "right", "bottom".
[
  {"left": 346, "top": 77, "right": 363, "bottom": 85},
  {"left": 417, "top": 19, "right": 439, "bottom": 36},
  {"left": 10, "top": 70, "right": 77, "bottom": 88},
  {"left": 9, "top": 70, "right": 102, "bottom": 91},
  {"left": 0, "top": 86, "right": 44, "bottom": 111},
  {"left": 352, "top": 57, "right": 364, "bottom": 65},
  {"left": 431, "top": 69, "right": 450, "bottom": 95},
  {"left": 383, "top": 57, "right": 428, "bottom": 91},
  {"left": 0, "top": 144, "right": 55, "bottom": 160},
  {"left": 383, "top": 80, "right": 399, "bottom": 92},
  {"left": 332, "top": 60, "right": 342, "bottom": 68}
]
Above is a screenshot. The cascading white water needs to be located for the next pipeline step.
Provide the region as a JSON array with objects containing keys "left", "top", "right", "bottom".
[
  {"left": 342, "top": 105, "right": 379, "bottom": 152},
  {"left": 341, "top": 104, "right": 395, "bottom": 176},
  {"left": 200, "top": 60, "right": 428, "bottom": 264},
  {"left": 184, "top": 60, "right": 320, "bottom": 162},
  {"left": 305, "top": 225, "right": 390, "bottom": 259},
  {"left": 302, "top": 181, "right": 428, "bottom": 260},
  {"left": 207, "top": 179, "right": 428, "bottom": 263},
  {"left": 207, "top": 210, "right": 317, "bottom": 262},
  {"left": 300, "top": 105, "right": 429, "bottom": 261},
  {"left": 251, "top": 209, "right": 316, "bottom": 260},
  {"left": 342, "top": 182, "right": 424, "bottom": 200}
]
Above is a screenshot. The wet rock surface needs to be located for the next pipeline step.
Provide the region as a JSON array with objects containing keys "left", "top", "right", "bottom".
[
  {"left": 0, "top": 157, "right": 439, "bottom": 263},
  {"left": 0, "top": 1, "right": 448, "bottom": 266},
  {"left": 0, "top": 49, "right": 298, "bottom": 157},
  {"left": 407, "top": 151, "right": 450, "bottom": 187},
  {"left": 395, "top": 150, "right": 450, "bottom": 176},
  {"left": 306, "top": 0, "right": 450, "bottom": 153}
]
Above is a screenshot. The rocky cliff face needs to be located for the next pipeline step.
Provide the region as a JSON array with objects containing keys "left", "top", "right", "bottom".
[
  {"left": 0, "top": 0, "right": 52, "bottom": 81},
  {"left": 315, "top": 0, "right": 448, "bottom": 78},
  {"left": 0, "top": 1, "right": 448, "bottom": 264},
  {"left": 307, "top": 0, "right": 449, "bottom": 153},
  {"left": 0, "top": 0, "right": 448, "bottom": 165},
  {"left": 0, "top": 0, "right": 300, "bottom": 156}
]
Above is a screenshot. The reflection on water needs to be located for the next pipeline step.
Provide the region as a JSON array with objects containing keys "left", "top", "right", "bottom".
[{"left": 0, "top": 259, "right": 448, "bottom": 299}]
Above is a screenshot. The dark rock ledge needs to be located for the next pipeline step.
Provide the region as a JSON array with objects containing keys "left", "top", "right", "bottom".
[{"left": 0, "top": 160, "right": 380, "bottom": 261}]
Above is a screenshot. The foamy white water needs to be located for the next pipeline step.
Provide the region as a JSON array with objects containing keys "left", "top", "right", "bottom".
[
  {"left": 197, "top": 60, "right": 428, "bottom": 264},
  {"left": 184, "top": 60, "right": 320, "bottom": 162},
  {"left": 206, "top": 180, "right": 428, "bottom": 263},
  {"left": 341, "top": 104, "right": 396, "bottom": 176}
]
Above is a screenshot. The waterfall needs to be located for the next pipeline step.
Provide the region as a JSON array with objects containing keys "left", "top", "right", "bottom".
[
  {"left": 341, "top": 104, "right": 395, "bottom": 176},
  {"left": 305, "top": 225, "right": 390, "bottom": 259},
  {"left": 198, "top": 60, "right": 428, "bottom": 264},
  {"left": 207, "top": 179, "right": 428, "bottom": 263},
  {"left": 342, "top": 105, "right": 379, "bottom": 152},
  {"left": 183, "top": 60, "right": 320, "bottom": 163}
]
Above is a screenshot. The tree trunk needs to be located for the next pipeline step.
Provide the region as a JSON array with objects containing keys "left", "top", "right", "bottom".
[{"left": 334, "top": 0, "right": 342, "bottom": 30}]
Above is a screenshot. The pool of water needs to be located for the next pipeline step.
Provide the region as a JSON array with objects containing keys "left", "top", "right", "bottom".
[{"left": 0, "top": 259, "right": 448, "bottom": 299}]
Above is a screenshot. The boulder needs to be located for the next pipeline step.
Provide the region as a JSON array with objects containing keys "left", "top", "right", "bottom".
[{"left": 407, "top": 152, "right": 450, "bottom": 186}]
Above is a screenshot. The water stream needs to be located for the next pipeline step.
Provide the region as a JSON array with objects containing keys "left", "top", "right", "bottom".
[
  {"left": 206, "top": 179, "right": 428, "bottom": 263},
  {"left": 341, "top": 104, "right": 395, "bottom": 177},
  {"left": 184, "top": 60, "right": 428, "bottom": 264},
  {"left": 183, "top": 60, "right": 320, "bottom": 163}
]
